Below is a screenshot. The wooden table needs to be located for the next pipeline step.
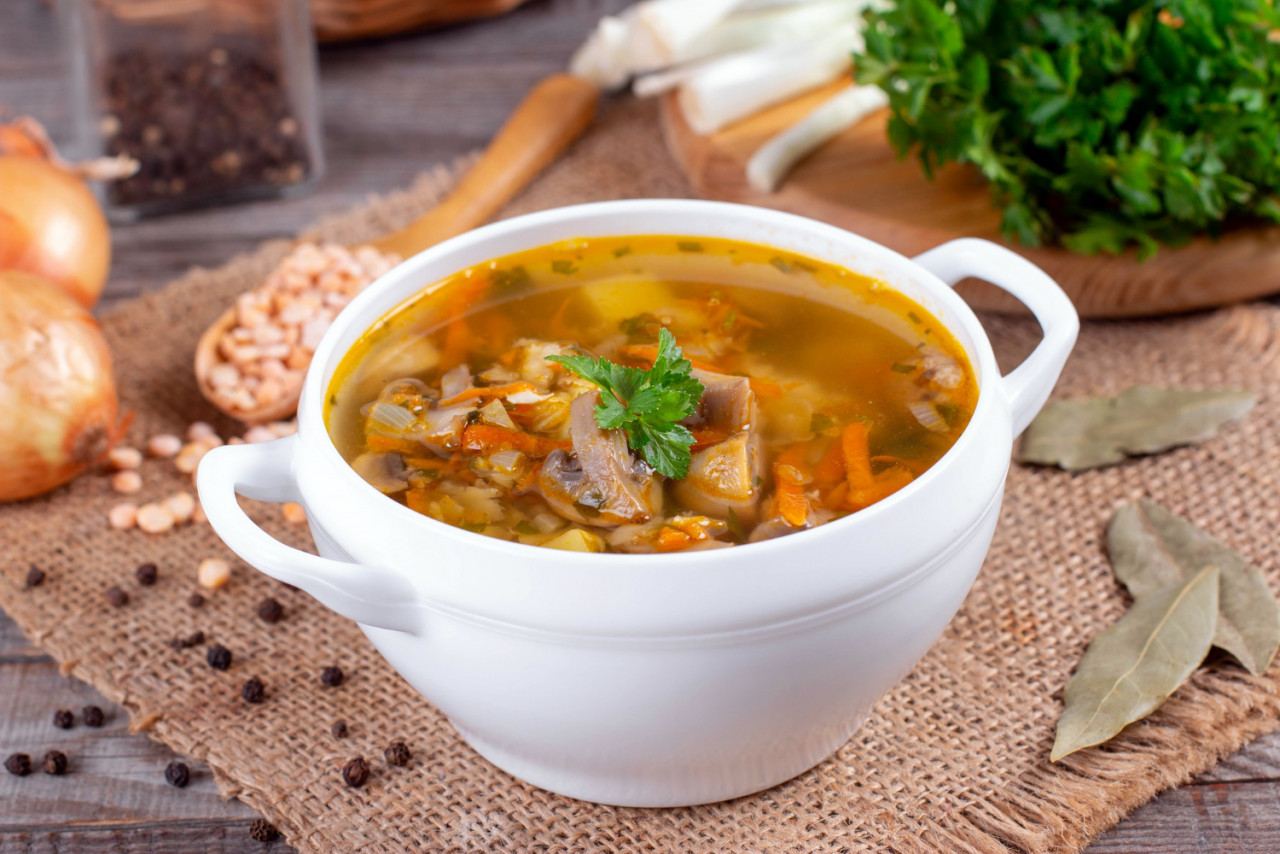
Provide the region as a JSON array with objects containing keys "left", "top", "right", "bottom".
[{"left": 4, "top": 1, "right": 1280, "bottom": 850}]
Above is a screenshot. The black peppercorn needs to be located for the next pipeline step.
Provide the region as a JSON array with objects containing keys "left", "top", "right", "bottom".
[
  {"left": 105, "top": 585, "right": 129, "bottom": 608},
  {"left": 384, "top": 741, "right": 411, "bottom": 767},
  {"left": 241, "top": 676, "right": 265, "bottom": 704},
  {"left": 4, "top": 753, "right": 31, "bottom": 776},
  {"left": 342, "top": 756, "right": 369, "bottom": 788},
  {"left": 135, "top": 562, "right": 158, "bottom": 586},
  {"left": 331, "top": 720, "right": 348, "bottom": 739},
  {"left": 169, "top": 631, "right": 206, "bottom": 650},
  {"left": 53, "top": 709, "right": 74, "bottom": 729},
  {"left": 83, "top": 705, "right": 105, "bottom": 727},
  {"left": 25, "top": 566, "right": 45, "bottom": 588},
  {"left": 187, "top": 592, "right": 205, "bottom": 608},
  {"left": 207, "top": 644, "right": 232, "bottom": 671},
  {"left": 249, "top": 818, "right": 280, "bottom": 842},
  {"left": 257, "top": 597, "right": 284, "bottom": 624},
  {"left": 320, "top": 666, "right": 344, "bottom": 688},
  {"left": 165, "top": 760, "right": 190, "bottom": 788},
  {"left": 43, "top": 750, "right": 68, "bottom": 775}
]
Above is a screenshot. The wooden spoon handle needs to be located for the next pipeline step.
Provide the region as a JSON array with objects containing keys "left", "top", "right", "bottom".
[{"left": 369, "top": 73, "right": 599, "bottom": 259}]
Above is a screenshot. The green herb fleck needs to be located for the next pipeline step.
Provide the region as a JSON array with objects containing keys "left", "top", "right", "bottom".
[
  {"left": 810, "top": 413, "right": 835, "bottom": 434},
  {"left": 677, "top": 241, "right": 704, "bottom": 253},
  {"left": 726, "top": 507, "right": 746, "bottom": 542},
  {"left": 461, "top": 521, "right": 487, "bottom": 533},
  {"left": 619, "top": 312, "right": 661, "bottom": 343},
  {"left": 547, "top": 328, "right": 704, "bottom": 479},
  {"left": 612, "top": 245, "right": 632, "bottom": 258},
  {"left": 936, "top": 401, "right": 960, "bottom": 427},
  {"left": 892, "top": 362, "right": 918, "bottom": 374},
  {"left": 515, "top": 520, "right": 539, "bottom": 536},
  {"left": 723, "top": 310, "right": 738, "bottom": 332},
  {"left": 491, "top": 265, "right": 532, "bottom": 295},
  {"left": 770, "top": 257, "right": 793, "bottom": 273},
  {"left": 551, "top": 259, "right": 578, "bottom": 275},
  {"left": 329, "top": 394, "right": 338, "bottom": 406},
  {"left": 907, "top": 311, "right": 923, "bottom": 324}
]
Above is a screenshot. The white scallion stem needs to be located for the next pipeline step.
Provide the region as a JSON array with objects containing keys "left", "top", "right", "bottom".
[
  {"left": 677, "top": 25, "right": 859, "bottom": 136},
  {"left": 746, "top": 83, "right": 889, "bottom": 193},
  {"left": 631, "top": 0, "right": 861, "bottom": 98},
  {"left": 677, "top": 0, "right": 864, "bottom": 65},
  {"left": 633, "top": 0, "right": 751, "bottom": 61}
]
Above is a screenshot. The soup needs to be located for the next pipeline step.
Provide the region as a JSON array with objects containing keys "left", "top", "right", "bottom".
[{"left": 325, "top": 236, "right": 977, "bottom": 553}]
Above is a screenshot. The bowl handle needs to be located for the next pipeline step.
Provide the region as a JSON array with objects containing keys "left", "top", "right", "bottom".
[
  {"left": 912, "top": 238, "right": 1080, "bottom": 437},
  {"left": 196, "top": 437, "right": 422, "bottom": 635}
]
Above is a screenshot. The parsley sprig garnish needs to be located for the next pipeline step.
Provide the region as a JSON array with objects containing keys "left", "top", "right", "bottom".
[{"left": 547, "top": 328, "right": 704, "bottom": 479}]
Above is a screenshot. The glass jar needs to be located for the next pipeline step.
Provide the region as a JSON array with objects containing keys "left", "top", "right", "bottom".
[{"left": 61, "top": 0, "right": 325, "bottom": 219}]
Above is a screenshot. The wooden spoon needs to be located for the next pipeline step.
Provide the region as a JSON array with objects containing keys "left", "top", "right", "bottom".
[{"left": 195, "top": 72, "right": 599, "bottom": 424}]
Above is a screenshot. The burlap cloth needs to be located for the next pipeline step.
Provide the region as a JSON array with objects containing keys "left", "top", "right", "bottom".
[{"left": 4, "top": 98, "right": 1280, "bottom": 853}]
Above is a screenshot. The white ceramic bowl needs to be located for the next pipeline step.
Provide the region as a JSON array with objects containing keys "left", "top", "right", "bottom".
[{"left": 198, "top": 200, "right": 1078, "bottom": 807}]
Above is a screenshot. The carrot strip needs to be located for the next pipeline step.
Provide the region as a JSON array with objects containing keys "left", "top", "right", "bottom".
[
  {"left": 842, "top": 422, "right": 875, "bottom": 500},
  {"left": 402, "top": 456, "right": 462, "bottom": 472},
  {"left": 813, "top": 439, "right": 846, "bottom": 486},
  {"left": 548, "top": 297, "right": 573, "bottom": 339},
  {"left": 773, "top": 462, "right": 810, "bottom": 528},
  {"left": 690, "top": 428, "right": 730, "bottom": 452},
  {"left": 748, "top": 378, "right": 784, "bottom": 400},
  {"left": 439, "top": 278, "right": 489, "bottom": 371},
  {"left": 405, "top": 487, "right": 432, "bottom": 515},
  {"left": 655, "top": 527, "right": 694, "bottom": 553},
  {"left": 619, "top": 344, "right": 725, "bottom": 374},
  {"left": 366, "top": 434, "right": 425, "bottom": 456},
  {"left": 439, "top": 381, "right": 538, "bottom": 408},
  {"left": 460, "top": 424, "right": 571, "bottom": 458}
]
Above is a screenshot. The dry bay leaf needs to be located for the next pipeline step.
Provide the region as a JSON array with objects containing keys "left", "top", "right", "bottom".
[
  {"left": 1018, "top": 386, "right": 1255, "bottom": 471},
  {"left": 1109, "top": 500, "right": 1280, "bottom": 676},
  {"left": 1051, "top": 565, "right": 1218, "bottom": 762}
]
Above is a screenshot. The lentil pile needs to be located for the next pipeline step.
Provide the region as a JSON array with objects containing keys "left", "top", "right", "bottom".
[{"left": 205, "top": 242, "right": 398, "bottom": 418}]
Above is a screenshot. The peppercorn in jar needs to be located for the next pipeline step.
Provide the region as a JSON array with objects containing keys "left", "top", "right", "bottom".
[{"left": 61, "top": 0, "right": 324, "bottom": 218}]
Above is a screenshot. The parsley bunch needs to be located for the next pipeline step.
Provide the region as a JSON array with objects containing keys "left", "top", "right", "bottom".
[
  {"left": 547, "top": 328, "right": 704, "bottom": 479},
  {"left": 858, "top": 0, "right": 1280, "bottom": 258}
]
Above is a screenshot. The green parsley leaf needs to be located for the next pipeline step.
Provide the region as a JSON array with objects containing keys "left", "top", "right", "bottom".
[
  {"left": 546, "top": 328, "right": 704, "bottom": 479},
  {"left": 861, "top": 0, "right": 1280, "bottom": 257}
]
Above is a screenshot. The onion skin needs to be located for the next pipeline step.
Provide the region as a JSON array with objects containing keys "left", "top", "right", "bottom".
[
  {"left": 0, "top": 155, "right": 111, "bottom": 309},
  {"left": 0, "top": 271, "right": 119, "bottom": 502}
]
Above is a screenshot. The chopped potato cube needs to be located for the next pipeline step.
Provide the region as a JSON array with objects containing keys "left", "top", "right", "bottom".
[{"left": 542, "top": 528, "right": 607, "bottom": 553}]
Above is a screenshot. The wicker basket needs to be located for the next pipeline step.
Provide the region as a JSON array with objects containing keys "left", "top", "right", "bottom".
[{"left": 311, "top": 0, "right": 532, "bottom": 41}]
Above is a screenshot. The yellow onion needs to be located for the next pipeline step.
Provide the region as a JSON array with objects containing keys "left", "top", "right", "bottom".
[
  {"left": 0, "top": 117, "right": 126, "bottom": 309},
  {"left": 0, "top": 271, "right": 120, "bottom": 501}
]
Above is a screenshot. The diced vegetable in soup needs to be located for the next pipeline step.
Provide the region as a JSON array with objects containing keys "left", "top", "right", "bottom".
[{"left": 325, "top": 236, "right": 977, "bottom": 553}]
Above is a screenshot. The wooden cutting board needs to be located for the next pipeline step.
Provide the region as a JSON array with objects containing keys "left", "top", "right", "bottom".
[{"left": 660, "top": 82, "right": 1280, "bottom": 318}]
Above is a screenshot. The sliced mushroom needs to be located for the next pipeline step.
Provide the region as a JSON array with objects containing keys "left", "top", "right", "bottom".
[
  {"left": 688, "top": 369, "right": 755, "bottom": 432},
  {"left": 537, "top": 391, "right": 662, "bottom": 527}
]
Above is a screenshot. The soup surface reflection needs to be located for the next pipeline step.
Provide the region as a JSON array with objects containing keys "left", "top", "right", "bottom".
[{"left": 325, "top": 235, "right": 977, "bottom": 553}]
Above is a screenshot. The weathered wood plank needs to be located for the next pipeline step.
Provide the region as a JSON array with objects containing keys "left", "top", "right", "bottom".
[
  {"left": 1090, "top": 781, "right": 1280, "bottom": 853},
  {"left": 0, "top": 659, "right": 256, "bottom": 826},
  {"left": 0, "top": 819, "right": 295, "bottom": 854},
  {"left": 0, "top": 611, "right": 48, "bottom": 661}
]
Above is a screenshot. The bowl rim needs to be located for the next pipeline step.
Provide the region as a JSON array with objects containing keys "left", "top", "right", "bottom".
[{"left": 299, "top": 199, "right": 1007, "bottom": 568}]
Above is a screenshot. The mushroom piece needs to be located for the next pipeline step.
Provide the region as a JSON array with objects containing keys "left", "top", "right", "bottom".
[
  {"left": 675, "top": 369, "right": 764, "bottom": 520},
  {"left": 672, "top": 432, "right": 763, "bottom": 522},
  {"left": 537, "top": 391, "right": 662, "bottom": 527},
  {"left": 688, "top": 369, "right": 754, "bottom": 432}
]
